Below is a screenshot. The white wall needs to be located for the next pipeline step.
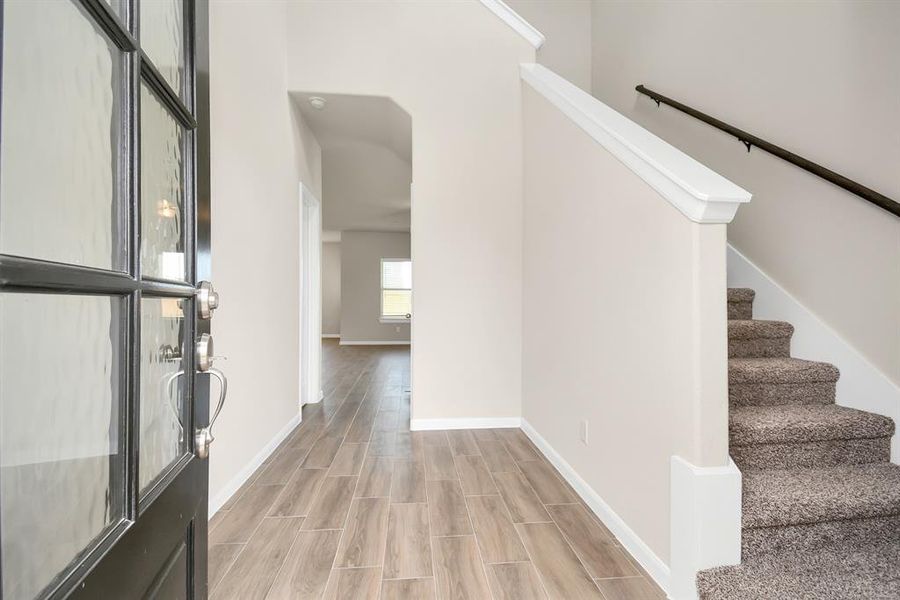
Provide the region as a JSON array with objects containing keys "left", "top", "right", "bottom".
[
  {"left": 322, "top": 241, "right": 342, "bottom": 336},
  {"left": 521, "top": 81, "right": 732, "bottom": 569},
  {"left": 340, "top": 232, "right": 411, "bottom": 344},
  {"left": 505, "top": 0, "right": 591, "bottom": 91},
  {"left": 591, "top": 1, "right": 900, "bottom": 386},
  {"left": 209, "top": 0, "right": 322, "bottom": 505},
  {"left": 286, "top": 1, "right": 535, "bottom": 424}
]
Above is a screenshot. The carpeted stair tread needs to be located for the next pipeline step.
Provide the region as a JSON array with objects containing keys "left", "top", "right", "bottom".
[
  {"left": 742, "top": 463, "right": 900, "bottom": 529},
  {"left": 697, "top": 538, "right": 900, "bottom": 600},
  {"left": 729, "top": 357, "right": 839, "bottom": 385},
  {"left": 730, "top": 404, "right": 895, "bottom": 446},
  {"left": 728, "top": 320, "right": 793, "bottom": 340},
  {"left": 727, "top": 288, "right": 755, "bottom": 303}
]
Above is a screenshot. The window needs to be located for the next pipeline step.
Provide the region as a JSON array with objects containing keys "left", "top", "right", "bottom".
[{"left": 381, "top": 259, "right": 412, "bottom": 321}]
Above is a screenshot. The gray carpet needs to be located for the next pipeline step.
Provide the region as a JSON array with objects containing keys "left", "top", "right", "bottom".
[{"left": 698, "top": 288, "right": 899, "bottom": 599}]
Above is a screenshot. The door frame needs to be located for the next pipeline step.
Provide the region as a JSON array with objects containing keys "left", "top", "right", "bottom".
[{"left": 300, "top": 182, "right": 322, "bottom": 406}]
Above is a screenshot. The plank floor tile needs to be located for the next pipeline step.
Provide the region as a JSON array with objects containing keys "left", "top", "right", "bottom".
[
  {"left": 391, "top": 460, "right": 426, "bottom": 503},
  {"left": 426, "top": 480, "right": 473, "bottom": 536},
  {"left": 267, "top": 529, "right": 341, "bottom": 599},
  {"left": 380, "top": 578, "right": 436, "bottom": 600},
  {"left": 322, "top": 567, "right": 381, "bottom": 600},
  {"left": 465, "top": 495, "right": 529, "bottom": 563},
  {"left": 210, "top": 484, "right": 284, "bottom": 544},
  {"left": 211, "top": 517, "right": 302, "bottom": 599},
  {"left": 356, "top": 456, "right": 393, "bottom": 498},
  {"left": 335, "top": 497, "right": 389, "bottom": 568},
  {"left": 328, "top": 443, "right": 368, "bottom": 477},
  {"left": 268, "top": 468, "right": 327, "bottom": 517},
  {"left": 208, "top": 342, "right": 662, "bottom": 600},
  {"left": 476, "top": 440, "right": 519, "bottom": 473},
  {"left": 516, "top": 522, "right": 604, "bottom": 599},
  {"left": 518, "top": 460, "right": 574, "bottom": 505},
  {"left": 424, "top": 444, "right": 458, "bottom": 481},
  {"left": 487, "top": 562, "right": 548, "bottom": 600},
  {"left": 302, "top": 476, "right": 357, "bottom": 530},
  {"left": 384, "top": 503, "right": 433, "bottom": 579},
  {"left": 455, "top": 455, "right": 498, "bottom": 495},
  {"left": 491, "top": 472, "right": 550, "bottom": 523},
  {"left": 432, "top": 536, "right": 493, "bottom": 600}
]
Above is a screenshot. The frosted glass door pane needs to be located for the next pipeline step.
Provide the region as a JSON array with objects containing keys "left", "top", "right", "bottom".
[
  {"left": 141, "top": 83, "right": 186, "bottom": 280},
  {"left": 139, "top": 296, "right": 186, "bottom": 494},
  {"left": 0, "top": 293, "right": 123, "bottom": 600},
  {"left": 0, "top": 0, "right": 124, "bottom": 270},
  {"left": 140, "top": 0, "right": 184, "bottom": 96}
]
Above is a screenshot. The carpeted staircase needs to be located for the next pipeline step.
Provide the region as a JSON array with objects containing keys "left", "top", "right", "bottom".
[{"left": 696, "top": 288, "right": 900, "bottom": 599}]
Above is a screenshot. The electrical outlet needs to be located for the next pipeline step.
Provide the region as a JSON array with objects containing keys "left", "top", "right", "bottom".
[
  {"left": 580, "top": 420, "right": 589, "bottom": 445},
  {"left": 395, "top": 325, "right": 401, "bottom": 333}
]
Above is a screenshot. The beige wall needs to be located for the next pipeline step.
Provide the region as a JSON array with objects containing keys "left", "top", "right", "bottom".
[
  {"left": 505, "top": 0, "right": 592, "bottom": 91},
  {"left": 286, "top": 1, "right": 534, "bottom": 422},
  {"left": 522, "top": 85, "right": 730, "bottom": 565},
  {"left": 322, "top": 241, "right": 342, "bottom": 336},
  {"left": 209, "top": 0, "right": 322, "bottom": 502},
  {"left": 591, "top": 0, "right": 900, "bottom": 385},
  {"left": 340, "top": 232, "right": 411, "bottom": 344}
]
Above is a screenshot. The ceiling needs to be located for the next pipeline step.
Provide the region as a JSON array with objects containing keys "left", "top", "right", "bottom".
[{"left": 292, "top": 92, "right": 413, "bottom": 233}]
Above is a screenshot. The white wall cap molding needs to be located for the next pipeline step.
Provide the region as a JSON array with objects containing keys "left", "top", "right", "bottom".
[
  {"left": 411, "top": 417, "right": 522, "bottom": 431},
  {"left": 521, "top": 63, "right": 752, "bottom": 224},
  {"left": 339, "top": 340, "right": 411, "bottom": 346},
  {"left": 478, "top": 0, "right": 545, "bottom": 49}
]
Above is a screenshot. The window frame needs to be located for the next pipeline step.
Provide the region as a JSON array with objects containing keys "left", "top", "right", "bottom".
[{"left": 379, "top": 257, "right": 412, "bottom": 323}]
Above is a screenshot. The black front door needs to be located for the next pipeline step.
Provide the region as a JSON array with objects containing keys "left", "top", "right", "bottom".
[{"left": 0, "top": 0, "right": 214, "bottom": 597}]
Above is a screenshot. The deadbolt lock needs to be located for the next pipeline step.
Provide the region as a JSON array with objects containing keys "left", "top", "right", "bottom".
[{"left": 197, "top": 281, "right": 219, "bottom": 319}]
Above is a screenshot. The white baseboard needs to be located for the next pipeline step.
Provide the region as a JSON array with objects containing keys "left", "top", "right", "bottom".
[
  {"left": 410, "top": 417, "right": 522, "bottom": 431},
  {"left": 208, "top": 413, "right": 301, "bottom": 517},
  {"left": 321, "top": 333, "right": 340, "bottom": 339},
  {"left": 339, "top": 340, "right": 411, "bottom": 346},
  {"left": 669, "top": 456, "right": 742, "bottom": 600},
  {"left": 521, "top": 419, "right": 671, "bottom": 595},
  {"left": 728, "top": 244, "right": 900, "bottom": 463}
]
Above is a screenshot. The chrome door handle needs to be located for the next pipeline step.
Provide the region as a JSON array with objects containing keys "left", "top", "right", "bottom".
[{"left": 195, "top": 367, "right": 227, "bottom": 459}]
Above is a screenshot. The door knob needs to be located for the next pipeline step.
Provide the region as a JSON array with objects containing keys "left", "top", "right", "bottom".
[
  {"left": 197, "top": 281, "right": 219, "bottom": 319},
  {"left": 195, "top": 367, "right": 227, "bottom": 460}
]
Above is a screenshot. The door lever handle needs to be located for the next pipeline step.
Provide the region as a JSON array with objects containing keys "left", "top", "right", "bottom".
[{"left": 195, "top": 367, "right": 227, "bottom": 459}]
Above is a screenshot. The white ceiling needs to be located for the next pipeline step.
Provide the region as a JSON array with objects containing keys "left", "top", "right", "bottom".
[{"left": 292, "top": 92, "right": 413, "bottom": 233}]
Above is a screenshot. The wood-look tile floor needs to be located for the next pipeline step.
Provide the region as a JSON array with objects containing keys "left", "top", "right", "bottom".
[{"left": 209, "top": 340, "right": 666, "bottom": 599}]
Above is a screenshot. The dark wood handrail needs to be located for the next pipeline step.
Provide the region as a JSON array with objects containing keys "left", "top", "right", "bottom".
[{"left": 635, "top": 84, "right": 900, "bottom": 219}]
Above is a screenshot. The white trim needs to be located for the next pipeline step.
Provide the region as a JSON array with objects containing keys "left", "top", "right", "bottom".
[
  {"left": 321, "top": 333, "right": 341, "bottom": 339},
  {"left": 300, "top": 182, "right": 323, "bottom": 405},
  {"left": 339, "top": 340, "right": 411, "bottom": 346},
  {"left": 379, "top": 318, "right": 411, "bottom": 324},
  {"left": 208, "top": 413, "right": 301, "bottom": 517},
  {"left": 478, "top": 0, "right": 545, "bottom": 49},
  {"left": 520, "top": 64, "right": 751, "bottom": 224},
  {"left": 411, "top": 417, "right": 522, "bottom": 431},
  {"left": 521, "top": 419, "right": 671, "bottom": 595},
  {"left": 727, "top": 244, "right": 900, "bottom": 462},
  {"left": 669, "top": 456, "right": 741, "bottom": 600}
]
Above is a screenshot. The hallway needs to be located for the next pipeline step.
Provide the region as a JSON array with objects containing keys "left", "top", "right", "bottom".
[{"left": 207, "top": 341, "right": 663, "bottom": 599}]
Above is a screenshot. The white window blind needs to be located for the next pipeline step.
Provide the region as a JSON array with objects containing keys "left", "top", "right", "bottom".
[{"left": 381, "top": 259, "right": 411, "bottom": 319}]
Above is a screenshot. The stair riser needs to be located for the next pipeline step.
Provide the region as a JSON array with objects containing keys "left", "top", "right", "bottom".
[
  {"left": 730, "top": 381, "right": 836, "bottom": 407},
  {"left": 728, "top": 337, "right": 791, "bottom": 359},
  {"left": 728, "top": 301, "right": 752, "bottom": 320},
  {"left": 732, "top": 437, "right": 891, "bottom": 469},
  {"left": 742, "top": 515, "right": 900, "bottom": 561}
]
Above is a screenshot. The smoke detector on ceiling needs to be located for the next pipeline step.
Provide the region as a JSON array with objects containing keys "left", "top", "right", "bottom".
[{"left": 308, "top": 96, "right": 327, "bottom": 110}]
